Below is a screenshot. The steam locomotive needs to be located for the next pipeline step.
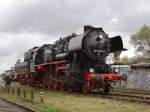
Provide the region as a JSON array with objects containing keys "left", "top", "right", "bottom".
[{"left": 14, "top": 26, "right": 127, "bottom": 94}]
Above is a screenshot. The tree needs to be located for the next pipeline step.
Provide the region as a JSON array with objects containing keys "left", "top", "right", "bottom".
[
  {"left": 130, "top": 25, "right": 150, "bottom": 57},
  {"left": 120, "top": 56, "right": 129, "bottom": 64},
  {"left": 120, "top": 55, "right": 150, "bottom": 64}
]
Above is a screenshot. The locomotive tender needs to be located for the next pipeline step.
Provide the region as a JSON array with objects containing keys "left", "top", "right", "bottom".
[{"left": 15, "top": 26, "right": 126, "bottom": 94}]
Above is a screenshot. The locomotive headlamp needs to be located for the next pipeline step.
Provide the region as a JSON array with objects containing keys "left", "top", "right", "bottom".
[
  {"left": 89, "top": 68, "right": 94, "bottom": 73},
  {"left": 99, "top": 35, "right": 103, "bottom": 38},
  {"left": 96, "top": 34, "right": 103, "bottom": 41},
  {"left": 115, "top": 68, "right": 119, "bottom": 73}
]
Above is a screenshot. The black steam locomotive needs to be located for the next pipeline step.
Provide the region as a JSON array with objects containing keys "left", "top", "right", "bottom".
[{"left": 15, "top": 26, "right": 126, "bottom": 94}]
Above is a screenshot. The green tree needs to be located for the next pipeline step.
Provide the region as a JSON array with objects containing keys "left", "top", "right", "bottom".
[
  {"left": 130, "top": 25, "right": 150, "bottom": 57},
  {"left": 128, "top": 56, "right": 137, "bottom": 64},
  {"left": 120, "top": 56, "right": 129, "bottom": 64},
  {"left": 120, "top": 55, "right": 150, "bottom": 64}
]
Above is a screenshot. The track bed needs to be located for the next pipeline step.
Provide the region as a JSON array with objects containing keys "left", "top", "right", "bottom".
[{"left": 0, "top": 98, "right": 30, "bottom": 112}]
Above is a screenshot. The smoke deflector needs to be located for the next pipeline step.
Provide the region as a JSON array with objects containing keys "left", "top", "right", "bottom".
[{"left": 110, "top": 36, "right": 127, "bottom": 52}]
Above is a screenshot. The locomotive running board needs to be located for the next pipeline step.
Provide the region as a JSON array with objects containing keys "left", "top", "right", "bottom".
[{"left": 35, "top": 60, "right": 68, "bottom": 66}]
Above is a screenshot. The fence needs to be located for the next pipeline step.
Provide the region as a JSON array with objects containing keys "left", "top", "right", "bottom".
[{"left": 0, "top": 86, "right": 44, "bottom": 102}]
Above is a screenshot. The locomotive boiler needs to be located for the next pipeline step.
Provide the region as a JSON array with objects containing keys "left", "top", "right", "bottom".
[{"left": 15, "top": 25, "right": 127, "bottom": 94}]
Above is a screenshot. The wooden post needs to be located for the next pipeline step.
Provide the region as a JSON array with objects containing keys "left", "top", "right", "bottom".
[
  {"left": 7, "top": 87, "right": 9, "bottom": 93},
  {"left": 4, "top": 87, "right": 6, "bottom": 93},
  {"left": 0, "top": 87, "right": 2, "bottom": 92},
  {"left": 2, "top": 87, "right": 4, "bottom": 92},
  {"left": 125, "top": 80, "right": 127, "bottom": 87},
  {"left": 17, "top": 88, "right": 20, "bottom": 96},
  {"left": 40, "top": 92, "right": 44, "bottom": 102},
  {"left": 31, "top": 91, "right": 34, "bottom": 102},
  {"left": 23, "top": 90, "right": 26, "bottom": 98},
  {"left": 11, "top": 88, "right": 14, "bottom": 94},
  {"left": 119, "top": 80, "right": 121, "bottom": 87}
]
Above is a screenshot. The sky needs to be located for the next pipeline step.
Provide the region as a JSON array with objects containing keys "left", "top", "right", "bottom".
[{"left": 0, "top": 0, "right": 150, "bottom": 73}]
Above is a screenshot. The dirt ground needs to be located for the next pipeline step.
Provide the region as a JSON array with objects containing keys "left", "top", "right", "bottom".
[{"left": 0, "top": 98, "right": 28, "bottom": 112}]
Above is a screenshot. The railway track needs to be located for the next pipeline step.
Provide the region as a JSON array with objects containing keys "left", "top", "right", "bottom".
[
  {"left": 1, "top": 84, "right": 150, "bottom": 106},
  {"left": 114, "top": 90, "right": 150, "bottom": 95},
  {"left": 94, "top": 90, "right": 150, "bottom": 104},
  {"left": 0, "top": 97, "right": 37, "bottom": 112}
]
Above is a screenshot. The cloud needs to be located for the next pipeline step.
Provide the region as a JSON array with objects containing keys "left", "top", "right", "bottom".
[
  {"left": 0, "top": 0, "right": 150, "bottom": 72},
  {"left": 0, "top": 32, "right": 56, "bottom": 72},
  {"left": 1, "top": 0, "right": 149, "bottom": 34}
]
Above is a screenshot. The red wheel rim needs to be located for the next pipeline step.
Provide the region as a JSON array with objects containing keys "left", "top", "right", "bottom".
[
  {"left": 48, "top": 81, "right": 52, "bottom": 90},
  {"left": 53, "top": 81, "right": 58, "bottom": 90},
  {"left": 60, "top": 81, "right": 65, "bottom": 91},
  {"left": 82, "top": 81, "right": 91, "bottom": 94}
]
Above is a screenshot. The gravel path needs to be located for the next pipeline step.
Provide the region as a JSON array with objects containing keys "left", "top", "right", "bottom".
[{"left": 0, "top": 99, "right": 28, "bottom": 112}]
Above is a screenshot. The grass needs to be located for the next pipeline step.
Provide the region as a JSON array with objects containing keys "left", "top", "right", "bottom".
[{"left": 0, "top": 83, "right": 150, "bottom": 112}]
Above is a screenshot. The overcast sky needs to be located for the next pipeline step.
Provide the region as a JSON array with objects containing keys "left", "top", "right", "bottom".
[{"left": 0, "top": 0, "right": 150, "bottom": 73}]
